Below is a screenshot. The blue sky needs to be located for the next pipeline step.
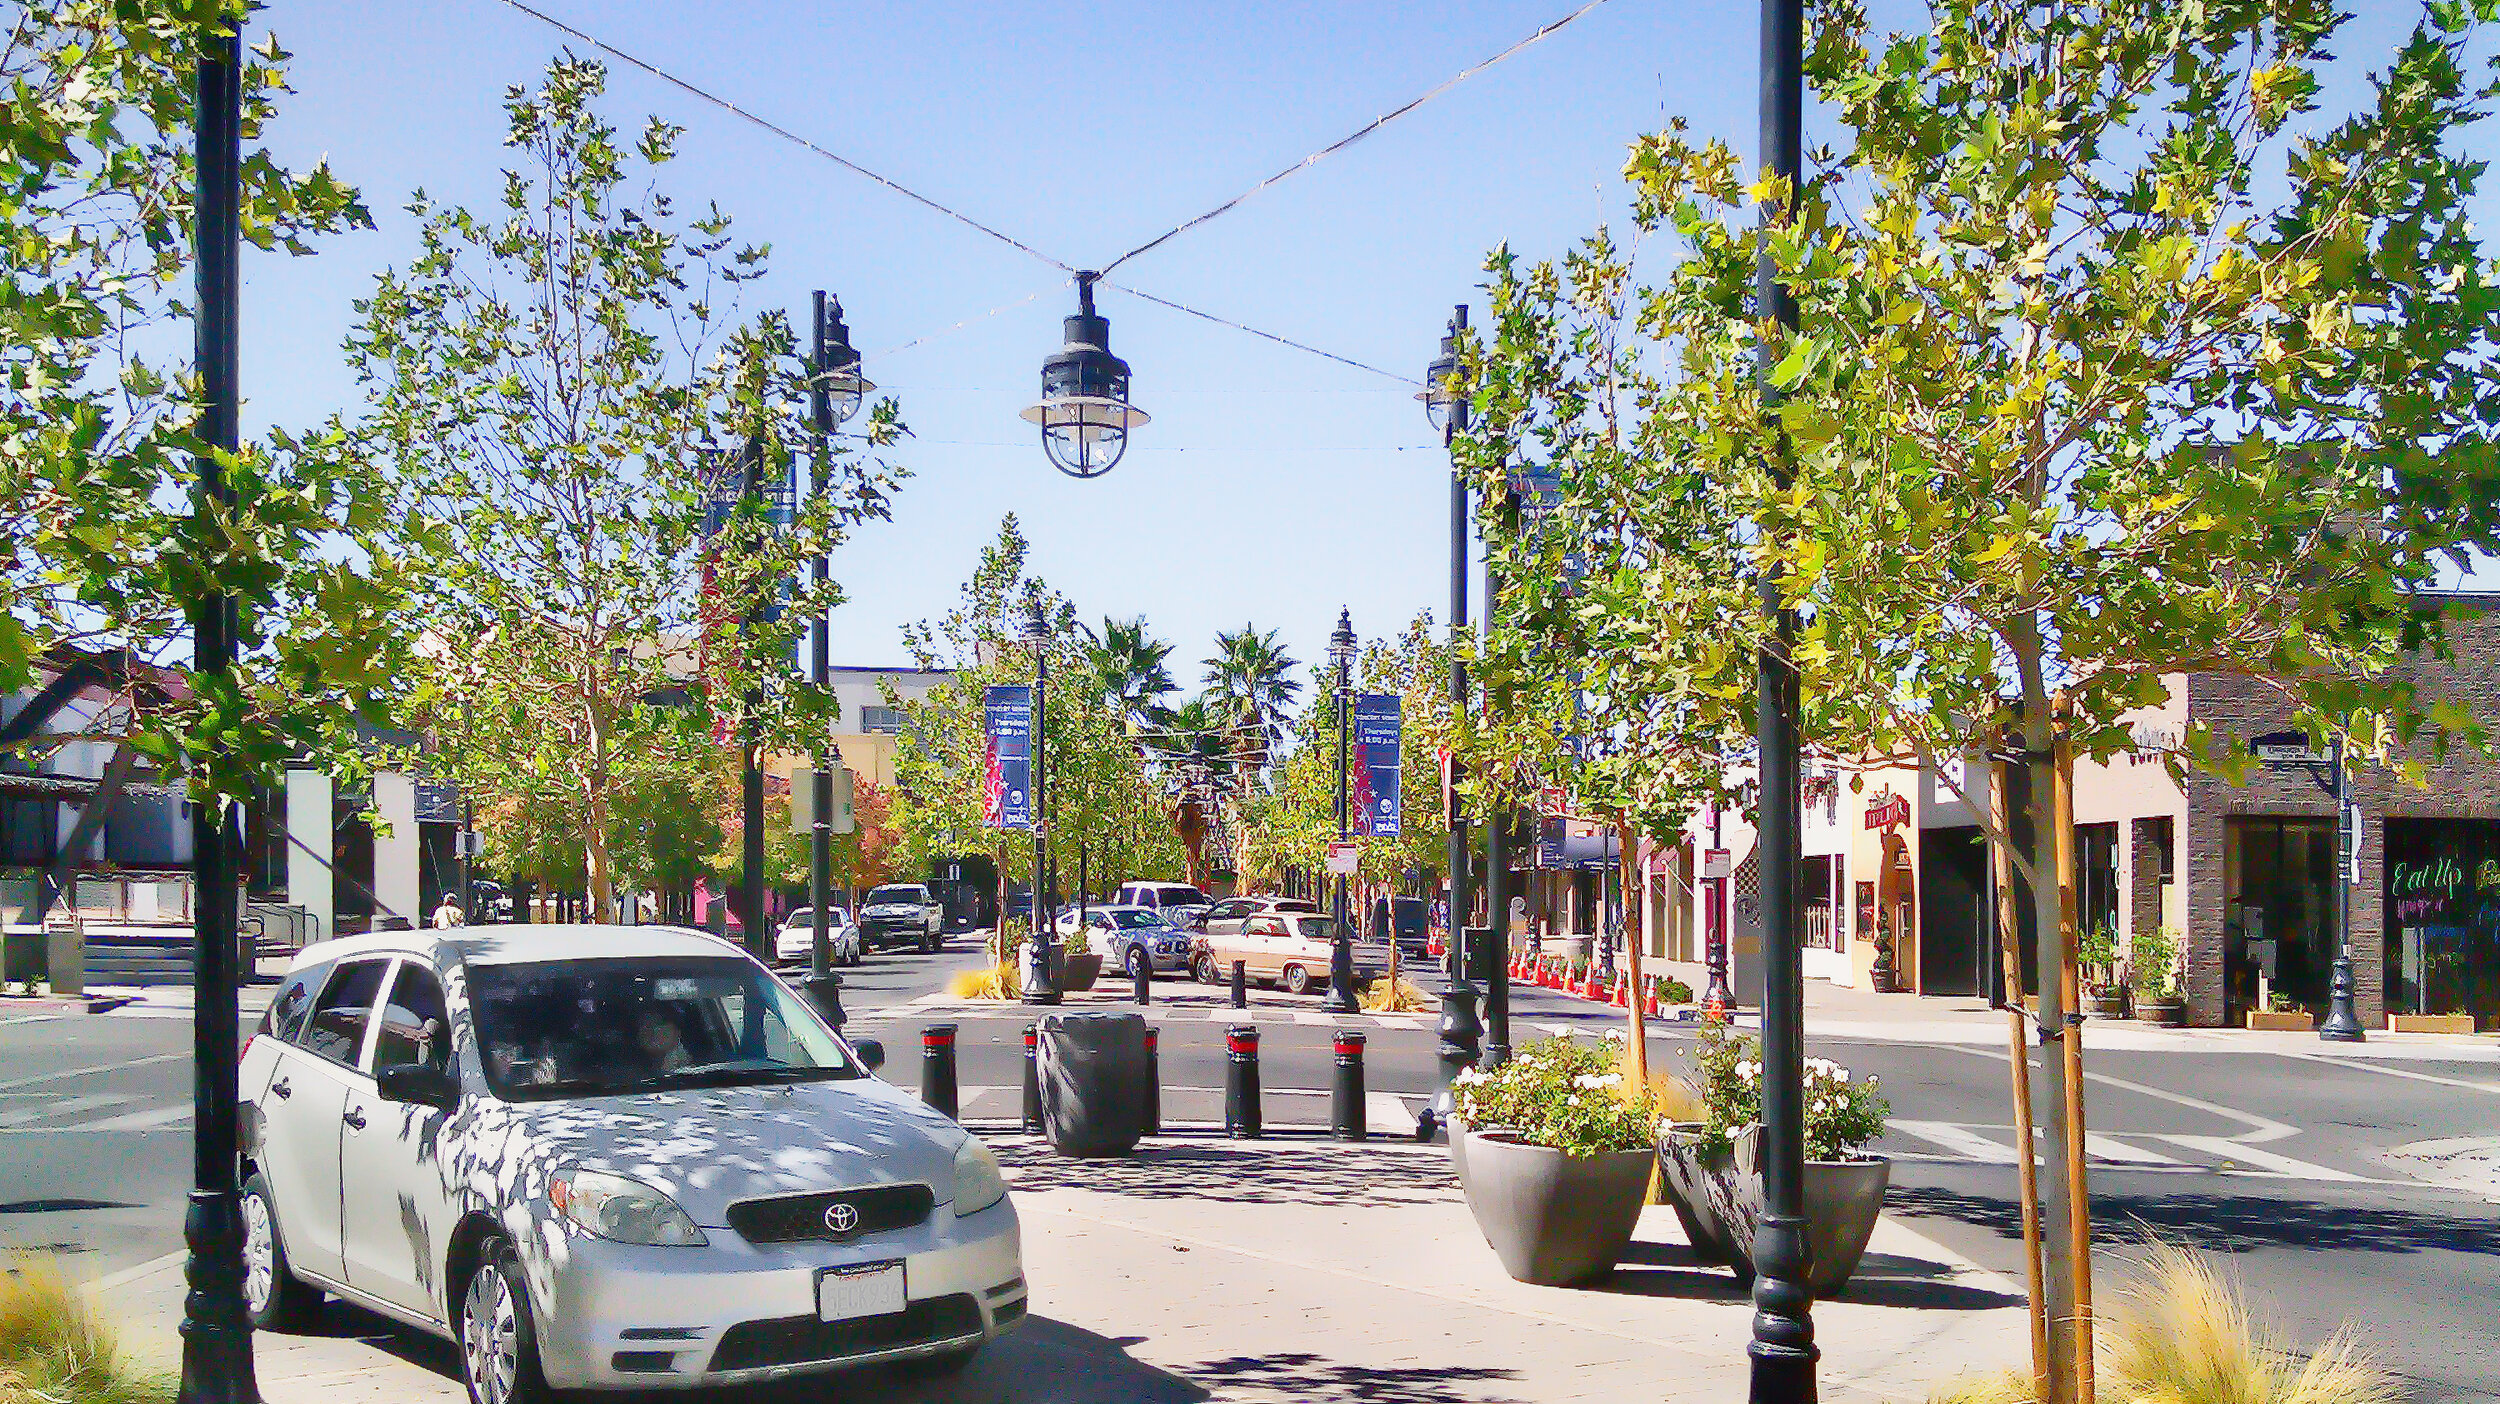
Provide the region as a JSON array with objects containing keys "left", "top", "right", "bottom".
[{"left": 241, "top": 1, "right": 2483, "bottom": 697}]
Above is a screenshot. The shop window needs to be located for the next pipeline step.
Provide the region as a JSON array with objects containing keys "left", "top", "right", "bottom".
[
  {"left": 2227, "top": 817, "right": 2334, "bottom": 1017},
  {"left": 2384, "top": 818, "right": 2500, "bottom": 1022}
]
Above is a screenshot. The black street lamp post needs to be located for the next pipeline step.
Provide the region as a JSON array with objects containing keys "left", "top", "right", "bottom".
[
  {"left": 1419, "top": 308, "right": 1482, "bottom": 1135},
  {"left": 806, "top": 291, "right": 869, "bottom": 1020},
  {"left": 1750, "top": 0, "right": 1819, "bottom": 1398},
  {"left": 1326, "top": 609, "right": 1361, "bottom": 1013},
  {"left": 1021, "top": 603, "right": 1060, "bottom": 1004},
  {"left": 1480, "top": 484, "right": 1515, "bottom": 1070},
  {"left": 2320, "top": 739, "right": 2365, "bottom": 1042},
  {"left": 179, "top": 19, "right": 257, "bottom": 1404},
  {"left": 738, "top": 426, "right": 770, "bottom": 961}
]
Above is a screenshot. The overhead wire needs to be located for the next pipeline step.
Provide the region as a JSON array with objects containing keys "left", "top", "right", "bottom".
[
  {"left": 1096, "top": 0, "right": 1619, "bottom": 277},
  {"left": 490, "top": 0, "right": 1078, "bottom": 273},
  {"left": 484, "top": 0, "right": 1606, "bottom": 388}
]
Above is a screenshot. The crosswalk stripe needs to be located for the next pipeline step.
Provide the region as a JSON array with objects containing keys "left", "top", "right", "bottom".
[
  {"left": 1892, "top": 1120, "right": 2020, "bottom": 1164},
  {"left": 2084, "top": 1132, "right": 2183, "bottom": 1167},
  {"left": 2153, "top": 1135, "right": 2363, "bottom": 1182},
  {"left": 0, "top": 1093, "right": 134, "bottom": 1127},
  {"left": 1366, "top": 1092, "right": 1415, "bottom": 1136}
]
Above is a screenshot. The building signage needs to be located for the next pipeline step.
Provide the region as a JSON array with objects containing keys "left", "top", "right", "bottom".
[
  {"left": 1864, "top": 786, "right": 1910, "bottom": 830},
  {"left": 1352, "top": 692, "right": 1401, "bottom": 838},
  {"left": 2250, "top": 730, "right": 2327, "bottom": 767},
  {"left": 983, "top": 685, "right": 1032, "bottom": 830}
]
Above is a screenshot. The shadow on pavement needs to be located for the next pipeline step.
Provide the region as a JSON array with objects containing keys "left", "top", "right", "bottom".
[
  {"left": 997, "top": 1137, "right": 1456, "bottom": 1209},
  {"left": 1887, "top": 1183, "right": 2500, "bottom": 1257},
  {"left": 1183, "top": 1350, "right": 1519, "bottom": 1403},
  {"left": 285, "top": 1296, "right": 464, "bottom": 1379}
]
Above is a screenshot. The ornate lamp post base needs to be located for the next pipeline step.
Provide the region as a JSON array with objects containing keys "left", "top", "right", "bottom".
[
  {"left": 2319, "top": 951, "right": 2366, "bottom": 1042},
  {"left": 1419, "top": 977, "right": 1483, "bottom": 1140},
  {"left": 177, "top": 1188, "right": 259, "bottom": 1404}
]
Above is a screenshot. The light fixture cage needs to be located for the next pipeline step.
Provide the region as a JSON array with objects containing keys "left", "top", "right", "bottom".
[
  {"left": 1023, "top": 272, "right": 1149, "bottom": 478},
  {"left": 1329, "top": 608, "right": 1358, "bottom": 672},
  {"left": 1418, "top": 304, "right": 1469, "bottom": 431},
  {"left": 817, "top": 296, "right": 874, "bottom": 428}
]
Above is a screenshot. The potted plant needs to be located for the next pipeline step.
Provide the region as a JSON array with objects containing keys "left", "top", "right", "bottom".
[
  {"left": 1447, "top": 1035, "right": 1662, "bottom": 1286},
  {"left": 1054, "top": 924, "right": 1104, "bottom": 993},
  {"left": 2078, "top": 921, "right": 2127, "bottom": 1019},
  {"left": 2129, "top": 923, "right": 2185, "bottom": 1027},
  {"left": 1659, "top": 1022, "right": 1893, "bottom": 1295}
]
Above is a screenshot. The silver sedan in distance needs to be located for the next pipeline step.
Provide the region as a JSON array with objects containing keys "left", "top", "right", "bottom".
[
  {"left": 238, "top": 926, "right": 1024, "bottom": 1402},
  {"left": 1052, "top": 904, "right": 1195, "bottom": 979}
]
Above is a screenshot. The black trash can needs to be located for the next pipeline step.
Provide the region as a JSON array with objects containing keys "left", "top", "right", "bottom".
[{"left": 1036, "top": 1011, "right": 1151, "bottom": 1157}]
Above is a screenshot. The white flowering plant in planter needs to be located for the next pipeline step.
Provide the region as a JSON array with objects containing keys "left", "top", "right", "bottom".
[
  {"left": 1691, "top": 1020, "right": 1889, "bottom": 1161},
  {"left": 1450, "top": 1034, "right": 1663, "bottom": 1158}
]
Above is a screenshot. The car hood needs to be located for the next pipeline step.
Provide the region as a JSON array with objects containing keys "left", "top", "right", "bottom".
[{"left": 504, "top": 1076, "right": 966, "bottom": 1227}]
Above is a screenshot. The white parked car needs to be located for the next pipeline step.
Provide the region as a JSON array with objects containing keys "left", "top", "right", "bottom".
[
  {"left": 239, "top": 926, "right": 1024, "bottom": 1402},
  {"left": 776, "top": 906, "right": 859, "bottom": 967},
  {"left": 1051, "top": 905, "right": 1194, "bottom": 979}
]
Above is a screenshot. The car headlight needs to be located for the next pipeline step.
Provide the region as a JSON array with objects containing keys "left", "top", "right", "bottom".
[
  {"left": 953, "top": 1136, "right": 1008, "bottom": 1217},
  {"left": 547, "top": 1169, "right": 707, "bottom": 1246}
]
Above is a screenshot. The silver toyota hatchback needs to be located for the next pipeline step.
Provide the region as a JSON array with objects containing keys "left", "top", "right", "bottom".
[{"left": 238, "top": 925, "right": 1024, "bottom": 1402}]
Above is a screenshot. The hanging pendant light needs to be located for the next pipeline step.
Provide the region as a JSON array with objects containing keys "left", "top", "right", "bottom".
[{"left": 1023, "top": 271, "right": 1148, "bottom": 478}]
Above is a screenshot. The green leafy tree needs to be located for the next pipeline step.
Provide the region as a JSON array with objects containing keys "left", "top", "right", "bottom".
[
  {"left": 1085, "top": 615, "right": 1178, "bottom": 730},
  {"left": 1202, "top": 625, "right": 1303, "bottom": 787},
  {"left": 0, "top": 1, "right": 393, "bottom": 805},
  {"left": 1467, "top": 1, "right": 2500, "bottom": 1392},
  {"left": 332, "top": 58, "right": 903, "bottom": 922}
]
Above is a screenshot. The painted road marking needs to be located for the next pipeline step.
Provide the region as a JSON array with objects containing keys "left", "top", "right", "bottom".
[
  {"left": 1892, "top": 1120, "right": 2020, "bottom": 1164},
  {"left": 2152, "top": 1134, "right": 2364, "bottom": 1181},
  {"left": 0, "top": 1093, "right": 134, "bottom": 1127},
  {"left": 2084, "top": 1132, "right": 2184, "bottom": 1167},
  {"left": 2281, "top": 1052, "right": 2500, "bottom": 1096},
  {"left": 0, "top": 1052, "right": 187, "bottom": 1092}
]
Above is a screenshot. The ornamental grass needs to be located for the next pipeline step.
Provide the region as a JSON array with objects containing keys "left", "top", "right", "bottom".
[{"left": 0, "top": 1254, "right": 168, "bottom": 1404}]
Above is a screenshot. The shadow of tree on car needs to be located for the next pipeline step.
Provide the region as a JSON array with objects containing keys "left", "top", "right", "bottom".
[{"left": 994, "top": 1134, "right": 1459, "bottom": 1209}]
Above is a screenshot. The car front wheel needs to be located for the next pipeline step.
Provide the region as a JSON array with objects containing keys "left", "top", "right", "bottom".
[
  {"left": 459, "top": 1236, "right": 554, "bottom": 1404},
  {"left": 1283, "top": 965, "right": 1312, "bottom": 996},
  {"left": 241, "top": 1172, "right": 319, "bottom": 1331},
  {"left": 1193, "top": 954, "right": 1219, "bottom": 985}
]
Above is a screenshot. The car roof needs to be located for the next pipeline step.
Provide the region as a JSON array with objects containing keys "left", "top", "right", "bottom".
[{"left": 287, "top": 924, "right": 758, "bottom": 972}]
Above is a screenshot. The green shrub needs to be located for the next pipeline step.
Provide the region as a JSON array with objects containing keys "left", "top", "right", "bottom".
[
  {"left": 2129, "top": 923, "right": 2182, "bottom": 1001},
  {"left": 1690, "top": 1019, "right": 1888, "bottom": 1161},
  {"left": 1450, "top": 1035, "right": 1662, "bottom": 1157}
]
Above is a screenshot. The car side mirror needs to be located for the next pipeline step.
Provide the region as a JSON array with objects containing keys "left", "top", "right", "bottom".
[
  {"left": 853, "top": 1038, "right": 886, "bottom": 1073},
  {"left": 376, "top": 1062, "right": 459, "bottom": 1111}
]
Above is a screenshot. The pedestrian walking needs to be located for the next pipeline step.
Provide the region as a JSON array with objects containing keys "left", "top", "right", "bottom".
[{"left": 431, "top": 894, "right": 464, "bottom": 929}]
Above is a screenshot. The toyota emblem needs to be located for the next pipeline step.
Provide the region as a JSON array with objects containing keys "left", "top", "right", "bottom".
[{"left": 822, "top": 1202, "right": 860, "bottom": 1235}]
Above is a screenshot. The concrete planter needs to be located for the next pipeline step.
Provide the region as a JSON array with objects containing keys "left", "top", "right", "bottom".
[
  {"left": 1653, "top": 1123, "right": 1740, "bottom": 1265},
  {"left": 1054, "top": 953, "right": 1104, "bottom": 993},
  {"left": 1454, "top": 1130, "right": 1652, "bottom": 1286},
  {"left": 1733, "top": 1129, "right": 1891, "bottom": 1297},
  {"left": 2083, "top": 988, "right": 2128, "bottom": 1020},
  {"left": 2246, "top": 1009, "right": 2312, "bottom": 1031},
  {"left": 2133, "top": 997, "right": 2185, "bottom": 1027},
  {"left": 2387, "top": 1013, "right": 2479, "bottom": 1034}
]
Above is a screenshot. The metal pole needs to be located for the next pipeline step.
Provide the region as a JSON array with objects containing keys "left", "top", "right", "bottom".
[
  {"left": 1481, "top": 494, "right": 1512, "bottom": 1069},
  {"left": 805, "top": 292, "right": 842, "bottom": 1017},
  {"left": 2320, "top": 740, "right": 2364, "bottom": 1041},
  {"left": 740, "top": 428, "right": 768, "bottom": 961},
  {"left": 1750, "top": 0, "right": 1817, "bottom": 1397},
  {"left": 1328, "top": 638, "right": 1359, "bottom": 1012},
  {"left": 179, "top": 15, "right": 258, "bottom": 1401}
]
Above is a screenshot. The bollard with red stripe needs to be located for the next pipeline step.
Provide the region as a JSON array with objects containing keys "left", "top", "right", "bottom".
[
  {"left": 1224, "top": 1024, "right": 1262, "bottom": 1139},
  {"left": 920, "top": 1023, "right": 959, "bottom": 1120},
  {"left": 1021, "top": 1023, "right": 1042, "bottom": 1133},
  {"left": 1142, "top": 1024, "right": 1161, "bottom": 1136},
  {"left": 1330, "top": 1030, "right": 1368, "bottom": 1142}
]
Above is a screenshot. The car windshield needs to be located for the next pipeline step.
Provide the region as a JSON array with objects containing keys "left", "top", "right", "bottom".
[
  {"left": 1290, "top": 917, "right": 1341, "bottom": 941},
  {"left": 1156, "top": 888, "right": 1208, "bottom": 906},
  {"left": 867, "top": 887, "right": 922, "bottom": 904},
  {"left": 468, "top": 956, "right": 857, "bottom": 1101},
  {"left": 1110, "top": 910, "right": 1171, "bottom": 929}
]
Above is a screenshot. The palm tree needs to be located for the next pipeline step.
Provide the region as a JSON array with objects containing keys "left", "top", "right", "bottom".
[
  {"left": 1085, "top": 615, "right": 1177, "bottom": 731},
  {"left": 1202, "top": 625, "right": 1302, "bottom": 784},
  {"left": 1147, "top": 696, "right": 1237, "bottom": 889}
]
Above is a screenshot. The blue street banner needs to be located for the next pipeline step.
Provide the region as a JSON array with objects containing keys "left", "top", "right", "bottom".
[
  {"left": 1352, "top": 693, "right": 1401, "bottom": 838},
  {"left": 984, "top": 685, "right": 1033, "bottom": 830}
]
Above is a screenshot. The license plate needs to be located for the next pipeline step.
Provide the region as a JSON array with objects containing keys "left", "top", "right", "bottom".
[{"left": 816, "top": 1261, "right": 907, "bottom": 1322}]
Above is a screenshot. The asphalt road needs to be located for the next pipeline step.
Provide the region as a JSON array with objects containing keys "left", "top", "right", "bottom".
[{"left": 6, "top": 930, "right": 2496, "bottom": 1399}]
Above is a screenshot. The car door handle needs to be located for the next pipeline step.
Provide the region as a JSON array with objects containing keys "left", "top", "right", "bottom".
[
  {"left": 341, "top": 1107, "right": 367, "bottom": 1131},
  {"left": 270, "top": 1078, "right": 292, "bottom": 1099}
]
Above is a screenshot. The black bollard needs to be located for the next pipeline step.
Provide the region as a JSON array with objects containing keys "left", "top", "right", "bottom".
[
  {"left": 1021, "top": 1023, "right": 1042, "bottom": 1134},
  {"left": 804, "top": 971, "right": 846, "bottom": 1030},
  {"left": 921, "top": 1023, "right": 959, "bottom": 1120},
  {"left": 1231, "top": 958, "right": 1247, "bottom": 1009},
  {"left": 1331, "top": 1030, "right": 1367, "bottom": 1142},
  {"left": 1224, "top": 1024, "right": 1261, "bottom": 1139},
  {"left": 1132, "top": 946, "right": 1152, "bottom": 1005},
  {"left": 1143, "top": 1024, "right": 1161, "bottom": 1136}
]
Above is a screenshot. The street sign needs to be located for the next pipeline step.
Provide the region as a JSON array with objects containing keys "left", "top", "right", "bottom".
[
  {"left": 1326, "top": 842, "right": 1361, "bottom": 876},
  {"left": 2345, "top": 803, "right": 2363, "bottom": 885},
  {"left": 2250, "top": 730, "right": 2326, "bottom": 766},
  {"left": 1702, "top": 849, "right": 1732, "bottom": 879},
  {"left": 790, "top": 765, "right": 858, "bottom": 835}
]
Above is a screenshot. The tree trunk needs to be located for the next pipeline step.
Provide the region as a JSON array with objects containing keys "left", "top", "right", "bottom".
[
  {"left": 2016, "top": 653, "right": 2083, "bottom": 1404},
  {"left": 1618, "top": 818, "right": 1648, "bottom": 1091}
]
